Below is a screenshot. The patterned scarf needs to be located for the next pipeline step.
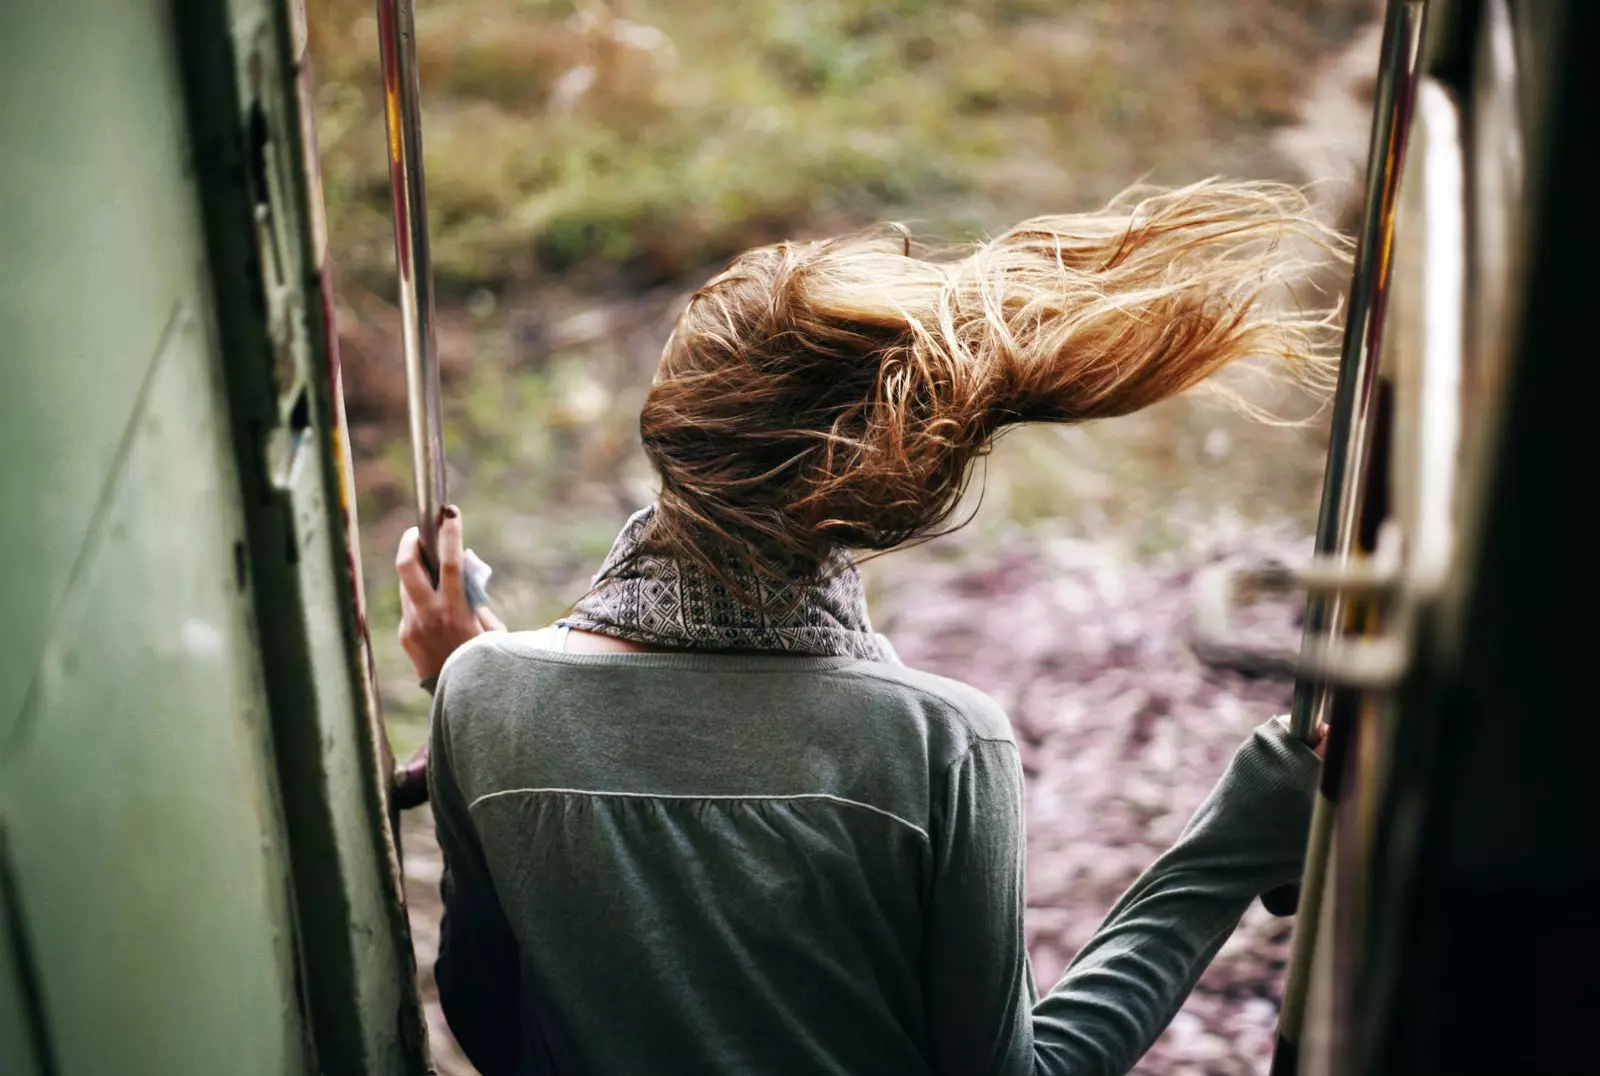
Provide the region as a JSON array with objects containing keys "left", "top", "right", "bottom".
[{"left": 558, "top": 505, "right": 899, "bottom": 664}]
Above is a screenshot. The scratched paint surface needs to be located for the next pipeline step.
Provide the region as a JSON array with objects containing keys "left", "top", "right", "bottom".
[{"left": 0, "top": 2, "right": 308, "bottom": 1072}]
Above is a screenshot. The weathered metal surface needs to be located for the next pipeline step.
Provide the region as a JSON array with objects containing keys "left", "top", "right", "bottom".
[
  {"left": 173, "top": 0, "right": 429, "bottom": 1069},
  {"left": 1, "top": 0, "right": 426, "bottom": 1071},
  {"left": 0, "top": 3, "right": 217, "bottom": 754},
  {"left": 3, "top": 303, "right": 313, "bottom": 1075},
  {"left": 375, "top": 0, "right": 451, "bottom": 575},
  {"left": 0, "top": 4, "right": 310, "bottom": 1070}
]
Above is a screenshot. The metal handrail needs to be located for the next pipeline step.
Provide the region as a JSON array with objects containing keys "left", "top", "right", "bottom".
[
  {"left": 376, "top": 0, "right": 447, "bottom": 576},
  {"left": 1288, "top": 0, "right": 1427, "bottom": 744},
  {"left": 1272, "top": 2, "right": 1430, "bottom": 1070}
]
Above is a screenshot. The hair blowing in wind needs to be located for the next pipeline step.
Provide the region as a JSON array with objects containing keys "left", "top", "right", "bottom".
[{"left": 637, "top": 179, "right": 1348, "bottom": 582}]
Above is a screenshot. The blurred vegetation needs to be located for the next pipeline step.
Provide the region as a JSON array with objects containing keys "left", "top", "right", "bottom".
[
  {"left": 304, "top": 0, "right": 1377, "bottom": 749},
  {"left": 308, "top": 0, "right": 1373, "bottom": 293}
]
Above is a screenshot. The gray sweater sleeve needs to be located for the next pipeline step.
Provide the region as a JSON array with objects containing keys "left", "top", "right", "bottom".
[{"left": 923, "top": 719, "right": 1319, "bottom": 1076}]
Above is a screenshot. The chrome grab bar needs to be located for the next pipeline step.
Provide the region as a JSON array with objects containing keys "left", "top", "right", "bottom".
[
  {"left": 1192, "top": 525, "right": 1407, "bottom": 689},
  {"left": 1287, "top": 0, "right": 1428, "bottom": 740},
  {"left": 375, "top": 0, "right": 448, "bottom": 576}
]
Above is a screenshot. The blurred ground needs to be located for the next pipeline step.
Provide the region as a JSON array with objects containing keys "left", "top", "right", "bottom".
[{"left": 304, "top": 0, "right": 1385, "bottom": 1071}]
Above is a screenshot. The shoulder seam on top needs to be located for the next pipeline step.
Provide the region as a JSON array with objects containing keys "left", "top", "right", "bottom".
[
  {"left": 467, "top": 787, "right": 931, "bottom": 843},
  {"left": 939, "top": 736, "right": 1019, "bottom": 783},
  {"left": 818, "top": 665, "right": 1013, "bottom": 754},
  {"left": 819, "top": 665, "right": 999, "bottom": 719},
  {"left": 439, "top": 630, "right": 503, "bottom": 682}
]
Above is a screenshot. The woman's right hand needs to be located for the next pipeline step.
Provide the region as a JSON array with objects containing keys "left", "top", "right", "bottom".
[{"left": 395, "top": 506, "right": 505, "bottom": 684}]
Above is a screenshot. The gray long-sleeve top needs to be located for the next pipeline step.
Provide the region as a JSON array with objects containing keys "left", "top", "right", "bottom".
[{"left": 428, "top": 632, "right": 1318, "bottom": 1075}]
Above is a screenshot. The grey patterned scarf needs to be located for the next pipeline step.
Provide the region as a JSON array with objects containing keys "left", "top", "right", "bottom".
[{"left": 558, "top": 505, "right": 899, "bottom": 664}]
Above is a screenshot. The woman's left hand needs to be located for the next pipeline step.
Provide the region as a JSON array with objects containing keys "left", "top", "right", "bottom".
[
  {"left": 1274, "top": 714, "right": 1331, "bottom": 759},
  {"left": 396, "top": 506, "right": 506, "bottom": 683}
]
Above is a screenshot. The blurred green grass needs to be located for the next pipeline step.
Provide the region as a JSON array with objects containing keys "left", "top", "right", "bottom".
[{"left": 309, "top": 0, "right": 1372, "bottom": 292}]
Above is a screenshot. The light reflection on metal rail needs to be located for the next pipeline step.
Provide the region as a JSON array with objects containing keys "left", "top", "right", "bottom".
[
  {"left": 1288, "top": 0, "right": 1427, "bottom": 744},
  {"left": 376, "top": 0, "right": 447, "bottom": 577},
  {"left": 1272, "top": 3, "right": 1430, "bottom": 1071}
]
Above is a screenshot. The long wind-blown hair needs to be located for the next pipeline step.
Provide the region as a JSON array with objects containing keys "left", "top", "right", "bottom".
[{"left": 636, "top": 179, "right": 1348, "bottom": 585}]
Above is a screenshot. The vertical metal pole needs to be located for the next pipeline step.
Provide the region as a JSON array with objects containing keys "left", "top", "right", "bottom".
[
  {"left": 1271, "top": 3, "right": 1428, "bottom": 1073},
  {"left": 376, "top": 0, "right": 447, "bottom": 577},
  {"left": 1289, "top": 0, "right": 1426, "bottom": 744}
]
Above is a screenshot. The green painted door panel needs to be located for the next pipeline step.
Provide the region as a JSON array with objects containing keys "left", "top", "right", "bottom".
[
  {"left": 1, "top": 304, "right": 307, "bottom": 1075},
  {"left": 0, "top": 0, "right": 429, "bottom": 1070},
  {"left": 0, "top": 0, "right": 215, "bottom": 748},
  {"left": 0, "top": 0, "right": 312, "bottom": 1072}
]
